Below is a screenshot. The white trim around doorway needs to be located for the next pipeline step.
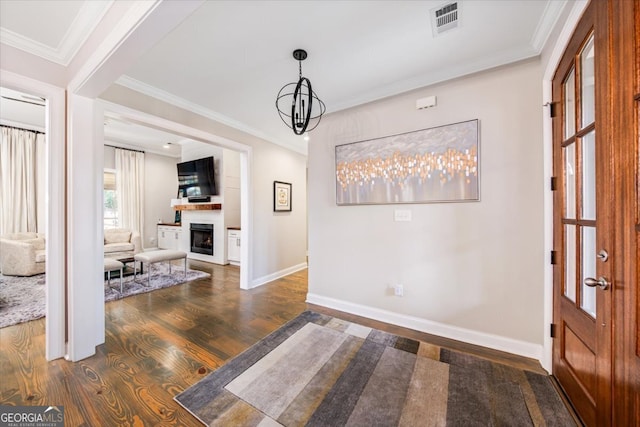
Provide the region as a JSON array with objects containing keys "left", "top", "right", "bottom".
[
  {"left": 0, "top": 70, "right": 66, "bottom": 361},
  {"left": 540, "top": 0, "right": 589, "bottom": 373}
]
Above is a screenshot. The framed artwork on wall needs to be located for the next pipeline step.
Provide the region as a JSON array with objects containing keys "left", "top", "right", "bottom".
[
  {"left": 335, "top": 119, "right": 479, "bottom": 205},
  {"left": 274, "top": 181, "right": 292, "bottom": 212}
]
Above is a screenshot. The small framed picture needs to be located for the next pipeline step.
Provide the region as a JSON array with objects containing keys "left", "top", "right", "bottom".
[
  {"left": 273, "top": 181, "right": 292, "bottom": 212},
  {"left": 177, "top": 188, "right": 185, "bottom": 198}
]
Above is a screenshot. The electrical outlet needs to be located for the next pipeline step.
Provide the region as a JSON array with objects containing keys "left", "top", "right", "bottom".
[{"left": 394, "top": 284, "right": 404, "bottom": 297}]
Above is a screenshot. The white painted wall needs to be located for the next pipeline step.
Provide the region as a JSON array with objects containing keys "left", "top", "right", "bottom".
[
  {"left": 143, "top": 152, "right": 179, "bottom": 246},
  {"left": 104, "top": 145, "right": 115, "bottom": 169},
  {"left": 251, "top": 141, "right": 307, "bottom": 286},
  {"left": 307, "top": 58, "right": 545, "bottom": 359}
]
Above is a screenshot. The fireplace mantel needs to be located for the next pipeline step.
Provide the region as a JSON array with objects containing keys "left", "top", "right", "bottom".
[{"left": 174, "top": 203, "right": 222, "bottom": 211}]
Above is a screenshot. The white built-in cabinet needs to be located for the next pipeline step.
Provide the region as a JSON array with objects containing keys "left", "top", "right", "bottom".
[
  {"left": 227, "top": 229, "right": 241, "bottom": 264},
  {"left": 158, "top": 225, "right": 181, "bottom": 250}
]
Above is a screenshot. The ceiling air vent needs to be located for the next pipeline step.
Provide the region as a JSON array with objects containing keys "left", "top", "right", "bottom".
[{"left": 431, "top": 2, "right": 459, "bottom": 36}]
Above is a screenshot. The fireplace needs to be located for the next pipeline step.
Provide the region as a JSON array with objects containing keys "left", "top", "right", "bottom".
[{"left": 190, "top": 223, "right": 214, "bottom": 255}]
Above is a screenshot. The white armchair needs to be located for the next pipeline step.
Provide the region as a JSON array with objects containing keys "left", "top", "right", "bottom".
[
  {"left": 0, "top": 232, "right": 46, "bottom": 276},
  {"left": 104, "top": 228, "right": 142, "bottom": 259}
]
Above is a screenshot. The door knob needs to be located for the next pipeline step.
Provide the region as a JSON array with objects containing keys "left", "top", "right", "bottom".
[{"left": 584, "top": 276, "right": 610, "bottom": 290}]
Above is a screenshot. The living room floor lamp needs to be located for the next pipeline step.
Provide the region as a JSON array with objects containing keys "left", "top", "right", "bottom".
[{"left": 276, "top": 49, "right": 326, "bottom": 135}]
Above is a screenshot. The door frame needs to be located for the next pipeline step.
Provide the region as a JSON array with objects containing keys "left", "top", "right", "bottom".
[
  {"left": 549, "top": 1, "right": 615, "bottom": 424},
  {"left": 543, "top": 0, "right": 638, "bottom": 424},
  {"left": 541, "top": 0, "right": 590, "bottom": 373},
  {"left": 0, "top": 71, "right": 66, "bottom": 361},
  {"left": 98, "top": 99, "right": 254, "bottom": 290}
]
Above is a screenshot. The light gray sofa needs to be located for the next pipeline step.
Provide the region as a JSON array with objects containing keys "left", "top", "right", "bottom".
[
  {"left": 104, "top": 228, "right": 142, "bottom": 259},
  {"left": 0, "top": 232, "right": 46, "bottom": 276}
]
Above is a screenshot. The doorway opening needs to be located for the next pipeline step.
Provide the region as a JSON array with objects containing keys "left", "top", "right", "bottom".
[
  {"left": 0, "top": 75, "right": 66, "bottom": 361},
  {"left": 100, "top": 101, "right": 252, "bottom": 290}
]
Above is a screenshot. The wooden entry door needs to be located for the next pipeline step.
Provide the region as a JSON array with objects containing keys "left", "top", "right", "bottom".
[
  {"left": 553, "top": 1, "right": 640, "bottom": 425},
  {"left": 551, "top": 2, "right": 612, "bottom": 426}
]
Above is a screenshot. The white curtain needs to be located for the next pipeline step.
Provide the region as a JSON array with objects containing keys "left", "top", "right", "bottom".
[
  {"left": 0, "top": 126, "right": 45, "bottom": 235},
  {"left": 115, "top": 148, "right": 144, "bottom": 235}
]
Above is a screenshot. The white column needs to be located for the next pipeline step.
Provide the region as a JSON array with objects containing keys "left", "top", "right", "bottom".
[
  {"left": 66, "top": 94, "right": 104, "bottom": 361},
  {"left": 44, "top": 85, "right": 67, "bottom": 361}
]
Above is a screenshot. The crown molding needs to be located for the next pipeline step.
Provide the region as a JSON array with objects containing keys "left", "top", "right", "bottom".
[
  {"left": 115, "top": 75, "right": 307, "bottom": 155},
  {"left": 0, "top": 1, "right": 112, "bottom": 66},
  {"left": 328, "top": 48, "right": 538, "bottom": 115},
  {"left": 530, "top": 0, "right": 568, "bottom": 53},
  {"left": 58, "top": 0, "right": 114, "bottom": 65},
  {"left": 0, "top": 27, "right": 64, "bottom": 64}
]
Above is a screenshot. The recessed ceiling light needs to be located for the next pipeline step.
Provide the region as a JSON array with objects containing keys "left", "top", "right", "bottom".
[
  {"left": 304, "top": 134, "right": 310, "bottom": 142},
  {"left": 163, "top": 142, "right": 172, "bottom": 149}
]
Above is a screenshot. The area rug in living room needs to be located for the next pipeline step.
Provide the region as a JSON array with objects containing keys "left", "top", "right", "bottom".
[
  {"left": 0, "top": 263, "right": 209, "bottom": 328},
  {"left": 175, "top": 311, "right": 576, "bottom": 427}
]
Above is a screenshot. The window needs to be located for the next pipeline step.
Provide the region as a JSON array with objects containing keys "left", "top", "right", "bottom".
[{"left": 104, "top": 170, "right": 118, "bottom": 229}]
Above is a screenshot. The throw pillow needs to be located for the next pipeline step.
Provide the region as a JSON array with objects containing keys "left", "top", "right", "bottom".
[{"left": 104, "top": 231, "right": 132, "bottom": 244}]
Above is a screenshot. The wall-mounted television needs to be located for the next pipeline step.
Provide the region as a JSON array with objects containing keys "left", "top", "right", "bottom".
[{"left": 177, "top": 156, "right": 217, "bottom": 197}]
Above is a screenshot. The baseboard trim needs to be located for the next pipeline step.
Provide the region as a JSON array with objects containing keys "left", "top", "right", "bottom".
[
  {"left": 251, "top": 263, "right": 308, "bottom": 289},
  {"left": 306, "top": 293, "right": 543, "bottom": 363}
]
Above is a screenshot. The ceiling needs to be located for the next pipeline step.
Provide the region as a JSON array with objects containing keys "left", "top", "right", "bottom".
[{"left": 0, "top": 0, "right": 566, "bottom": 154}]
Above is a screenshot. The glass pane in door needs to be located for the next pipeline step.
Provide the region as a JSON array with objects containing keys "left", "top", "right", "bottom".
[
  {"left": 581, "top": 226, "right": 596, "bottom": 317},
  {"left": 582, "top": 131, "right": 596, "bottom": 220},
  {"left": 564, "top": 144, "right": 576, "bottom": 218},
  {"left": 565, "top": 224, "right": 576, "bottom": 302},
  {"left": 581, "top": 35, "right": 595, "bottom": 127},
  {"left": 564, "top": 68, "right": 576, "bottom": 138}
]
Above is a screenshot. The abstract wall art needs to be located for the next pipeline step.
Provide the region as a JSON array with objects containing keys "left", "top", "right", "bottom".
[{"left": 335, "top": 119, "right": 479, "bottom": 205}]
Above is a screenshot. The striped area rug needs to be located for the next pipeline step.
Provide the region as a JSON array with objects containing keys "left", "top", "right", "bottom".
[{"left": 175, "top": 311, "right": 576, "bottom": 426}]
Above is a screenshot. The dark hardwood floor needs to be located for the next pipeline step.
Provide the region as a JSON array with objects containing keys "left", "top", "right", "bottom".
[{"left": 1, "top": 260, "right": 549, "bottom": 426}]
